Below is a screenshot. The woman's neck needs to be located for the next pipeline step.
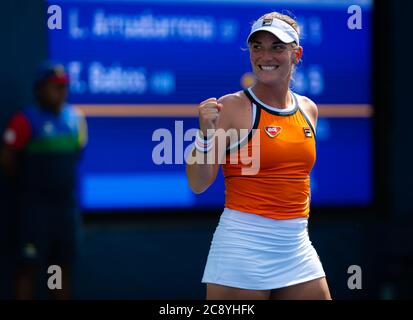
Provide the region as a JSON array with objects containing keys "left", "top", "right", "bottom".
[{"left": 251, "top": 81, "right": 292, "bottom": 109}]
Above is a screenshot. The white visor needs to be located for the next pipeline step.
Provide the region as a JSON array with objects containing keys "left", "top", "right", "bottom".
[{"left": 247, "top": 17, "right": 299, "bottom": 46}]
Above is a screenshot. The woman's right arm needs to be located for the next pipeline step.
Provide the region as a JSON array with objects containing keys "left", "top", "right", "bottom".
[{"left": 186, "top": 95, "right": 235, "bottom": 194}]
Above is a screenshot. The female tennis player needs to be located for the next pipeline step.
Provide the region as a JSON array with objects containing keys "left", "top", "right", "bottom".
[{"left": 186, "top": 12, "right": 331, "bottom": 300}]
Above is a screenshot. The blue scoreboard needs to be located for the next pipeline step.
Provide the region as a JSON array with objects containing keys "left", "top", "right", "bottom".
[{"left": 47, "top": 0, "right": 373, "bottom": 210}]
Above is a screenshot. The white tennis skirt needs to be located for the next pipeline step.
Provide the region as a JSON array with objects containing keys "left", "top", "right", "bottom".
[{"left": 201, "top": 208, "right": 326, "bottom": 290}]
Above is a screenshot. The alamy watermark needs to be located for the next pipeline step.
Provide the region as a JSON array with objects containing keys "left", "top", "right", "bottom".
[
  {"left": 47, "top": 265, "right": 62, "bottom": 290},
  {"left": 347, "top": 5, "right": 362, "bottom": 30},
  {"left": 47, "top": 5, "right": 62, "bottom": 30},
  {"left": 151, "top": 121, "right": 261, "bottom": 175},
  {"left": 347, "top": 265, "right": 362, "bottom": 290}
]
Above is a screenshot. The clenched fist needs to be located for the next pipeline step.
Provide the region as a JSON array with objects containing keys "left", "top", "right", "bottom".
[{"left": 198, "top": 98, "right": 223, "bottom": 138}]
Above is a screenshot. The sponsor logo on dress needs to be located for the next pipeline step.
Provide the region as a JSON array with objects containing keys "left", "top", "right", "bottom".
[
  {"left": 304, "top": 127, "right": 312, "bottom": 138},
  {"left": 264, "top": 126, "right": 282, "bottom": 138}
]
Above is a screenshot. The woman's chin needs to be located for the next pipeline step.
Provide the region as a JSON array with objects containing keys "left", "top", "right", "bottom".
[{"left": 256, "top": 75, "right": 282, "bottom": 85}]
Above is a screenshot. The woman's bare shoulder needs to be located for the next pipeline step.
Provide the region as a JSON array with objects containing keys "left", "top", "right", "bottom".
[
  {"left": 295, "top": 93, "right": 318, "bottom": 127},
  {"left": 219, "top": 91, "right": 246, "bottom": 104},
  {"left": 218, "top": 90, "right": 250, "bottom": 106},
  {"left": 215, "top": 90, "right": 252, "bottom": 130}
]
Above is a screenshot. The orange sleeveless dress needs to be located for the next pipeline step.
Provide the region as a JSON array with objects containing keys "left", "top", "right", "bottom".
[{"left": 222, "top": 88, "right": 316, "bottom": 220}]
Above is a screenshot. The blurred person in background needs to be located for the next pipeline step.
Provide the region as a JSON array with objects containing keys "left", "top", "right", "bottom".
[{"left": 0, "top": 62, "right": 87, "bottom": 299}]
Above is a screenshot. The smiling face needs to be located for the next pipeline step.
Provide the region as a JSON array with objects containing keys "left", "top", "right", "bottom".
[{"left": 249, "top": 31, "right": 302, "bottom": 86}]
